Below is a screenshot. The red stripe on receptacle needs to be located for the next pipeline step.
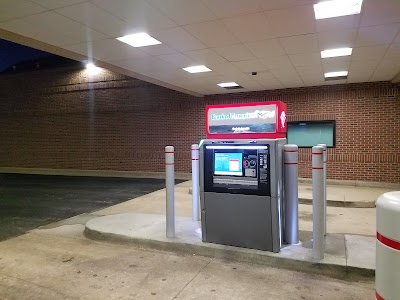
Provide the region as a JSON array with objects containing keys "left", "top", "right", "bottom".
[
  {"left": 377, "top": 232, "right": 400, "bottom": 251},
  {"left": 376, "top": 290, "right": 384, "bottom": 300}
]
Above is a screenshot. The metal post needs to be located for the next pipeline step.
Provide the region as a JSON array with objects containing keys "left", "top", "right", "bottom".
[
  {"left": 283, "top": 144, "right": 299, "bottom": 244},
  {"left": 191, "top": 144, "right": 200, "bottom": 221},
  {"left": 312, "top": 146, "right": 324, "bottom": 260},
  {"left": 165, "top": 146, "right": 175, "bottom": 238},
  {"left": 317, "top": 144, "right": 327, "bottom": 236}
]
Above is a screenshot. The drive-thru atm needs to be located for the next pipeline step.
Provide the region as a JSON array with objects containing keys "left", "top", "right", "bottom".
[{"left": 199, "top": 101, "right": 287, "bottom": 253}]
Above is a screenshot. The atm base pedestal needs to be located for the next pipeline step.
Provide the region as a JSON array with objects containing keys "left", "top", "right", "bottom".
[{"left": 202, "top": 192, "right": 276, "bottom": 252}]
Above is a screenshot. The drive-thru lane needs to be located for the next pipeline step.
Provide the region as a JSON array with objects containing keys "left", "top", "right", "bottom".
[{"left": 0, "top": 173, "right": 180, "bottom": 241}]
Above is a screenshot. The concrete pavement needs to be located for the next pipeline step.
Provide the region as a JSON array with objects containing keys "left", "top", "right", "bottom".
[
  {"left": 0, "top": 179, "right": 381, "bottom": 299},
  {"left": 81, "top": 181, "right": 380, "bottom": 279},
  {"left": 189, "top": 181, "right": 395, "bottom": 208},
  {"left": 297, "top": 183, "right": 392, "bottom": 208},
  {"left": 0, "top": 223, "right": 375, "bottom": 300},
  {"left": 94, "top": 181, "right": 378, "bottom": 236},
  {"left": 85, "top": 213, "right": 375, "bottom": 278}
]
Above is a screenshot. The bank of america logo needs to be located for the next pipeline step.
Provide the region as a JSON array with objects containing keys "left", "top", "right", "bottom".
[
  {"left": 280, "top": 111, "right": 286, "bottom": 128},
  {"left": 258, "top": 110, "right": 273, "bottom": 119}
]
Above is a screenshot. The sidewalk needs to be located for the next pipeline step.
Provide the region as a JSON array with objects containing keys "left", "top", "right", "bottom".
[
  {"left": 85, "top": 213, "right": 375, "bottom": 279},
  {"left": 82, "top": 181, "right": 394, "bottom": 277},
  {"left": 298, "top": 183, "right": 392, "bottom": 208},
  {"left": 189, "top": 182, "right": 394, "bottom": 208}
]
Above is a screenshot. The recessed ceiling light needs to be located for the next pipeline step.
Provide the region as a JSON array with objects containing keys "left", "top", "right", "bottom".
[
  {"left": 217, "top": 82, "right": 239, "bottom": 88},
  {"left": 314, "top": 0, "right": 363, "bottom": 20},
  {"left": 182, "top": 65, "right": 212, "bottom": 73},
  {"left": 321, "top": 48, "right": 353, "bottom": 58},
  {"left": 85, "top": 63, "right": 101, "bottom": 75},
  {"left": 116, "top": 33, "right": 162, "bottom": 47},
  {"left": 324, "top": 71, "right": 348, "bottom": 78}
]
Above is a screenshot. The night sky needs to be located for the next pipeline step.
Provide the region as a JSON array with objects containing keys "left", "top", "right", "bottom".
[{"left": 0, "top": 39, "right": 51, "bottom": 72}]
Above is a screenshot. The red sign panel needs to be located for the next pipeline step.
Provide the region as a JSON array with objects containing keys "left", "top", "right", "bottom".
[{"left": 206, "top": 101, "right": 287, "bottom": 139}]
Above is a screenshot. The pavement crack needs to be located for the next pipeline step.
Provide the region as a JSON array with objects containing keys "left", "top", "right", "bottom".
[{"left": 170, "top": 259, "right": 213, "bottom": 300}]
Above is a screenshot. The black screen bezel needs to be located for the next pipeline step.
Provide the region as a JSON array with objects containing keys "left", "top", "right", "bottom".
[{"left": 204, "top": 144, "right": 271, "bottom": 196}]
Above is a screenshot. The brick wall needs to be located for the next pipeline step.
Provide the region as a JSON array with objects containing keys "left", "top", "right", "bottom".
[
  {"left": 0, "top": 66, "right": 399, "bottom": 183},
  {"left": 0, "top": 66, "right": 204, "bottom": 173},
  {"left": 206, "top": 84, "right": 400, "bottom": 183}
]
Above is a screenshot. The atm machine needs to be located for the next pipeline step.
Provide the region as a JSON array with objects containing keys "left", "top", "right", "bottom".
[{"left": 199, "top": 101, "right": 287, "bottom": 253}]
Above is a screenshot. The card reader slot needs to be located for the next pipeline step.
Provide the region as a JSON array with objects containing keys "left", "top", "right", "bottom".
[{"left": 214, "top": 177, "right": 258, "bottom": 186}]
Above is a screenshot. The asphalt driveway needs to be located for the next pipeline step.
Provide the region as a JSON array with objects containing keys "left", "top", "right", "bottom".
[{"left": 0, "top": 173, "right": 181, "bottom": 241}]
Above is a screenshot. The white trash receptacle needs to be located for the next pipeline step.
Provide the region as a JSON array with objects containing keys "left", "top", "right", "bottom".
[{"left": 376, "top": 191, "right": 400, "bottom": 300}]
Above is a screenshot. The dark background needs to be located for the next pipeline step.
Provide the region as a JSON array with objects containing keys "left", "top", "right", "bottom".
[{"left": 0, "top": 39, "right": 50, "bottom": 72}]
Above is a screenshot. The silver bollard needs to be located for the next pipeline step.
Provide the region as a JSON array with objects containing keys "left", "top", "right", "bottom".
[
  {"left": 165, "top": 146, "right": 175, "bottom": 238},
  {"left": 191, "top": 144, "right": 200, "bottom": 221},
  {"left": 283, "top": 144, "right": 299, "bottom": 244},
  {"left": 312, "top": 146, "right": 324, "bottom": 260},
  {"left": 317, "top": 144, "right": 327, "bottom": 236}
]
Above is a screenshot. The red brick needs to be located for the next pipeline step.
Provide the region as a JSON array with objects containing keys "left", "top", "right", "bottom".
[{"left": 0, "top": 66, "right": 399, "bottom": 183}]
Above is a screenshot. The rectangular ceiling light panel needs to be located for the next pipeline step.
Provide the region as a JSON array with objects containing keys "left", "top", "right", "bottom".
[
  {"left": 314, "top": 0, "right": 363, "bottom": 20},
  {"left": 116, "top": 33, "right": 162, "bottom": 47},
  {"left": 182, "top": 65, "right": 212, "bottom": 73},
  {"left": 217, "top": 82, "right": 239, "bottom": 87},
  {"left": 324, "top": 71, "right": 348, "bottom": 78},
  {"left": 321, "top": 47, "right": 353, "bottom": 58}
]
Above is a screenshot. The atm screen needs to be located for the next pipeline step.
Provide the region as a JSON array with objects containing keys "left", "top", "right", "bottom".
[
  {"left": 214, "top": 153, "right": 243, "bottom": 176},
  {"left": 204, "top": 144, "right": 271, "bottom": 196}
]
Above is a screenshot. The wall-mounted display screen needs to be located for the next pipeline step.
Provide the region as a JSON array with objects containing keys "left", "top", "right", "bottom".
[
  {"left": 214, "top": 152, "right": 243, "bottom": 176},
  {"left": 287, "top": 121, "right": 335, "bottom": 147}
]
